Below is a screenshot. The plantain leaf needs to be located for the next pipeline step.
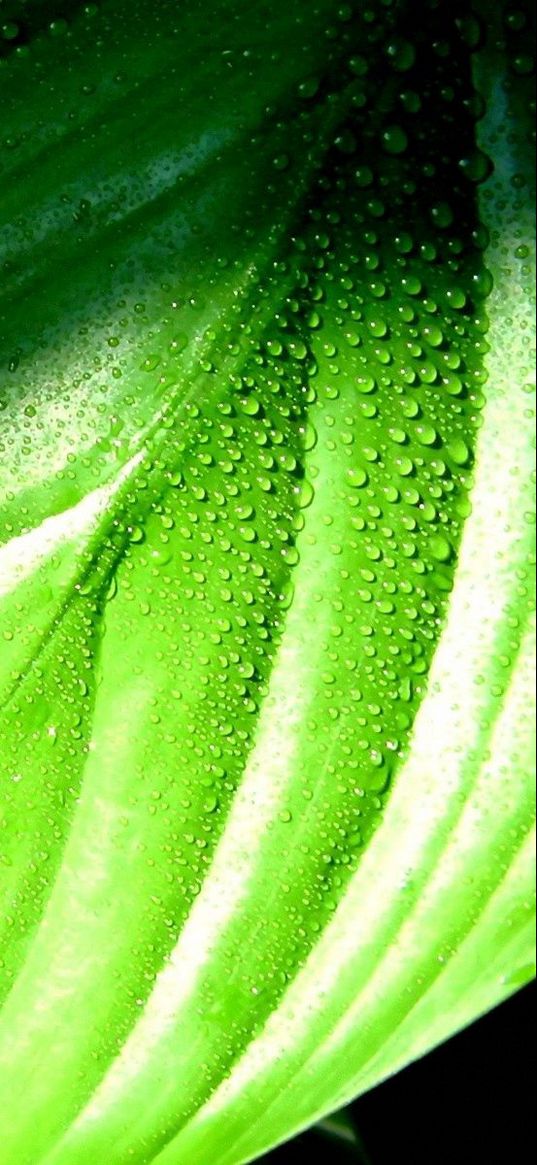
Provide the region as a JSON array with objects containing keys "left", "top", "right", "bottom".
[{"left": 0, "top": 3, "right": 534, "bottom": 1164}]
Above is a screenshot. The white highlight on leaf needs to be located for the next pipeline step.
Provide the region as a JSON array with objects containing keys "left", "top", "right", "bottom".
[{"left": 0, "top": 449, "right": 145, "bottom": 600}]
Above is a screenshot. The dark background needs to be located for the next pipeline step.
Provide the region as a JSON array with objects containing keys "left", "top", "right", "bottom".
[{"left": 262, "top": 981, "right": 535, "bottom": 1164}]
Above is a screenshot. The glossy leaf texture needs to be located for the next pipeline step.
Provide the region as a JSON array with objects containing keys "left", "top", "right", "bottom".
[{"left": 0, "top": 3, "right": 535, "bottom": 1164}]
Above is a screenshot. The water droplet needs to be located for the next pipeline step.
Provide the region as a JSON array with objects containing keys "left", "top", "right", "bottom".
[
  {"left": 381, "top": 125, "right": 408, "bottom": 155},
  {"left": 429, "top": 534, "right": 452, "bottom": 562},
  {"left": 347, "top": 467, "right": 368, "bottom": 489}
]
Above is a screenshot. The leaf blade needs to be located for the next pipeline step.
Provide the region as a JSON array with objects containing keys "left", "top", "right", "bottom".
[{"left": 0, "top": 4, "right": 534, "bottom": 1165}]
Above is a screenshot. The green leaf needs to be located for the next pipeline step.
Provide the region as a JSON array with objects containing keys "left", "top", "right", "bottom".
[
  {"left": 316, "top": 1110, "right": 372, "bottom": 1163},
  {"left": 0, "top": 3, "right": 534, "bottom": 1165}
]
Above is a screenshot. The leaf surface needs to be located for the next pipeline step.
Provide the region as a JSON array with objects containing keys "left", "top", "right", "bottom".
[{"left": 0, "top": 3, "right": 534, "bottom": 1164}]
